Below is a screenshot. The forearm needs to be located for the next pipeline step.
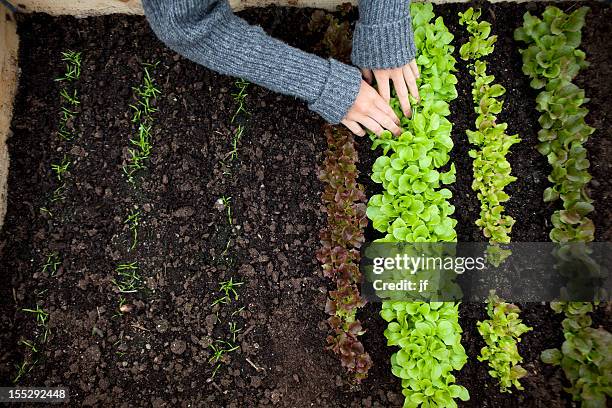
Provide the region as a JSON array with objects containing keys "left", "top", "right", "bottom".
[
  {"left": 142, "top": 0, "right": 361, "bottom": 124},
  {"left": 352, "top": 0, "right": 416, "bottom": 69}
]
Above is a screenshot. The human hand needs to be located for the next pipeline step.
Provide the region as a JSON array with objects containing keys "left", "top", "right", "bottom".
[
  {"left": 341, "top": 80, "right": 402, "bottom": 137},
  {"left": 361, "top": 60, "right": 420, "bottom": 118}
]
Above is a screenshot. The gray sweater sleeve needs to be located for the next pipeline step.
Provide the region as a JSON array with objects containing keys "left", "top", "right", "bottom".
[
  {"left": 352, "top": 0, "right": 416, "bottom": 69},
  {"left": 141, "top": 0, "right": 362, "bottom": 124}
]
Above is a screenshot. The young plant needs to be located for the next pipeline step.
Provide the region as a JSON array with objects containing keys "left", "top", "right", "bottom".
[
  {"left": 219, "top": 196, "right": 232, "bottom": 225},
  {"left": 124, "top": 209, "right": 141, "bottom": 251},
  {"left": 51, "top": 155, "right": 71, "bottom": 181},
  {"left": 541, "top": 302, "right": 611, "bottom": 407},
  {"left": 124, "top": 62, "right": 160, "bottom": 182},
  {"left": 458, "top": 8, "right": 496, "bottom": 60},
  {"left": 477, "top": 292, "right": 532, "bottom": 393},
  {"left": 42, "top": 252, "right": 61, "bottom": 276},
  {"left": 514, "top": 6, "right": 595, "bottom": 243},
  {"left": 231, "top": 79, "right": 249, "bottom": 123},
  {"left": 459, "top": 7, "right": 520, "bottom": 246},
  {"left": 212, "top": 278, "right": 243, "bottom": 306},
  {"left": 317, "top": 125, "right": 371, "bottom": 382},
  {"left": 56, "top": 50, "right": 82, "bottom": 82},
  {"left": 60, "top": 88, "right": 80, "bottom": 107},
  {"left": 22, "top": 305, "right": 50, "bottom": 342},
  {"left": 208, "top": 340, "right": 240, "bottom": 378},
  {"left": 112, "top": 262, "right": 142, "bottom": 293},
  {"left": 366, "top": 4, "right": 469, "bottom": 406}
]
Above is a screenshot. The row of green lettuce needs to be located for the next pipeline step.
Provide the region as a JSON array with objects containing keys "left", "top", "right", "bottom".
[
  {"left": 515, "top": 6, "right": 611, "bottom": 408},
  {"left": 367, "top": 4, "right": 469, "bottom": 407},
  {"left": 458, "top": 7, "right": 531, "bottom": 393}
]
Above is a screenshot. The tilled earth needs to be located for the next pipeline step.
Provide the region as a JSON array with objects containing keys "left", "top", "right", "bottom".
[{"left": 0, "top": 2, "right": 610, "bottom": 407}]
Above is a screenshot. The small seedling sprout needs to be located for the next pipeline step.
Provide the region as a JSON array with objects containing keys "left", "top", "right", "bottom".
[
  {"left": 60, "top": 89, "right": 80, "bottom": 106},
  {"left": 111, "top": 262, "right": 142, "bottom": 293},
  {"left": 231, "top": 79, "right": 249, "bottom": 123},
  {"left": 56, "top": 50, "right": 82, "bottom": 82},
  {"left": 51, "top": 155, "right": 71, "bottom": 181},
  {"left": 21, "top": 305, "right": 49, "bottom": 327},
  {"left": 124, "top": 209, "right": 141, "bottom": 251},
  {"left": 19, "top": 339, "right": 39, "bottom": 353},
  {"left": 42, "top": 252, "right": 61, "bottom": 276},
  {"left": 220, "top": 196, "right": 232, "bottom": 225}
]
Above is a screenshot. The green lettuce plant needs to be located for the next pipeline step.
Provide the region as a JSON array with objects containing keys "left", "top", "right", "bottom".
[
  {"left": 366, "top": 4, "right": 469, "bottom": 406},
  {"left": 317, "top": 126, "right": 372, "bottom": 382},
  {"left": 514, "top": 6, "right": 594, "bottom": 243},
  {"left": 477, "top": 292, "right": 532, "bottom": 393},
  {"left": 459, "top": 7, "right": 520, "bottom": 245},
  {"left": 541, "top": 302, "right": 611, "bottom": 407},
  {"left": 458, "top": 8, "right": 496, "bottom": 60}
]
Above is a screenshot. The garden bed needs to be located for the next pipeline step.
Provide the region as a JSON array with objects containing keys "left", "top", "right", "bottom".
[{"left": 0, "top": 1, "right": 610, "bottom": 407}]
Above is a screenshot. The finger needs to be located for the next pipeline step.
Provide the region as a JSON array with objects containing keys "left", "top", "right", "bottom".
[
  {"left": 392, "top": 72, "right": 412, "bottom": 117},
  {"left": 374, "top": 98, "right": 400, "bottom": 125},
  {"left": 342, "top": 119, "right": 366, "bottom": 136},
  {"left": 354, "top": 114, "right": 384, "bottom": 137},
  {"left": 361, "top": 68, "right": 373, "bottom": 85},
  {"left": 374, "top": 71, "right": 391, "bottom": 102},
  {"left": 369, "top": 107, "right": 401, "bottom": 136},
  {"left": 409, "top": 60, "right": 420, "bottom": 79},
  {"left": 403, "top": 66, "right": 420, "bottom": 102}
]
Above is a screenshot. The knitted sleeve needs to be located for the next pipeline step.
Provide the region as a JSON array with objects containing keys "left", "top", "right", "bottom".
[
  {"left": 142, "top": 0, "right": 362, "bottom": 124},
  {"left": 351, "top": 0, "right": 416, "bottom": 69}
]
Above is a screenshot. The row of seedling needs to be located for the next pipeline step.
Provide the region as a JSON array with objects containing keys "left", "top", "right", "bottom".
[
  {"left": 123, "top": 62, "right": 161, "bottom": 183},
  {"left": 367, "top": 4, "right": 469, "bottom": 407},
  {"left": 112, "top": 62, "right": 161, "bottom": 315},
  {"left": 206, "top": 78, "right": 253, "bottom": 380},
  {"left": 15, "top": 50, "right": 85, "bottom": 383},
  {"left": 516, "top": 7, "right": 610, "bottom": 406},
  {"left": 316, "top": 125, "right": 371, "bottom": 382},
  {"left": 458, "top": 7, "right": 531, "bottom": 392}
]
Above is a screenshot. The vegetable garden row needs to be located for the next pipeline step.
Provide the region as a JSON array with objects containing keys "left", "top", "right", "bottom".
[{"left": 0, "top": 2, "right": 610, "bottom": 407}]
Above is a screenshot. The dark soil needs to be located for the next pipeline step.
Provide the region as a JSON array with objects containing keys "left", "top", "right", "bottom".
[{"left": 0, "top": 2, "right": 610, "bottom": 408}]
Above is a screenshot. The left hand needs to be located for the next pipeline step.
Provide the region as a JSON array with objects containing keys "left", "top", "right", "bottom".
[{"left": 361, "top": 60, "right": 420, "bottom": 118}]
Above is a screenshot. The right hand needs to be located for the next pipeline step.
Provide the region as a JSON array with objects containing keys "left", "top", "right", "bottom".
[{"left": 341, "top": 80, "right": 401, "bottom": 137}]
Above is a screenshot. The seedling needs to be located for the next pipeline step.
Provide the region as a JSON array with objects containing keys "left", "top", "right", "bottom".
[
  {"left": 219, "top": 196, "right": 232, "bottom": 225},
  {"left": 19, "top": 339, "right": 39, "bottom": 353},
  {"left": 51, "top": 155, "right": 71, "bottom": 181},
  {"left": 211, "top": 277, "right": 243, "bottom": 306},
  {"left": 22, "top": 305, "right": 49, "bottom": 327},
  {"left": 124, "top": 209, "right": 141, "bottom": 251},
  {"left": 56, "top": 50, "right": 82, "bottom": 82},
  {"left": 13, "top": 360, "right": 33, "bottom": 384},
  {"left": 42, "top": 252, "right": 61, "bottom": 276},
  {"left": 229, "top": 322, "right": 241, "bottom": 343},
  {"left": 40, "top": 207, "right": 53, "bottom": 217},
  {"left": 111, "top": 262, "right": 142, "bottom": 293},
  {"left": 231, "top": 79, "right": 249, "bottom": 123},
  {"left": 51, "top": 183, "right": 67, "bottom": 202},
  {"left": 125, "top": 62, "right": 160, "bottom": 182},
  {"left": 225, "top": 125, "right": 244, "bottom": 162},
  {"left": 477, "top": 292, "right": 532, "bottom": 392},
  {"left": 219, "top": 277, "right": 242, "bottom": 301},
  {"left": 208, "top": 340, "right": 240, "bottom": 379},
  {"left": 60, "top": 88, "right": 80, "bottom": 106},
  {"left": 231, "top": 306, "right": 245, "bottom": 317}
]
